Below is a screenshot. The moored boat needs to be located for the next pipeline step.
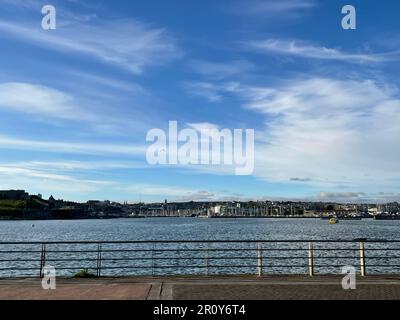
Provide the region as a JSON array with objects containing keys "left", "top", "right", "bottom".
[{"left": 329, "top": 217, "right": 339, "bottom": 224}]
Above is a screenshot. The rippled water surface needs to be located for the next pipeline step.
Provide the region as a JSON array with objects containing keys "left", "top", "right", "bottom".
[
  {"left": 0, "top": 218, "right": 399, "bottom": 277},
  {"left": 1, "top": 217, "right": 399, "bottom": 241}
]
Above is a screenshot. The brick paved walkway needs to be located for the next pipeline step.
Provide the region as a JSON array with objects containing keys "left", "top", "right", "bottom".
[{"left": 1, "top": 276, "right": 400, "bottom": 300}]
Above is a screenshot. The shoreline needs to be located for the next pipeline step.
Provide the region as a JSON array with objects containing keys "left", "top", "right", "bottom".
[{"left": 0, "top": 216, "right": 383, "bottom": 221}]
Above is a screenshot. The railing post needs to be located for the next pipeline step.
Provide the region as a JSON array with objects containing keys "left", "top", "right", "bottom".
[
  {"left": 308, "top": 242, "right": 314, "bottom": 277},
  {"left": 96, "top": 243, "right": 102, "bottom": 277},
  {"left": 257, "top": 242, "right": 263, "bottom": 276},
  {"left": 360, "top": 241, "right": 366, "bottom": 276},
  {"left": 205, "top": 246, "right": 209, "bottom": 276},
  {"left": 39, "top": 243, "right": 46, "bottom": 278},
  {"left": 151, "top": 243, "right": 155, "bottom": 276}
]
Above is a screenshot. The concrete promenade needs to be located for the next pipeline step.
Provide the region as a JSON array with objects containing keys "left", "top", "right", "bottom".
[{"left": 1, "top": 275, "right": 400, "bottom": 300}]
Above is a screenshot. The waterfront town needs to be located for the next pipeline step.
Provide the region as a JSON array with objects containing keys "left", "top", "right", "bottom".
[{"left": 0, "top": 189, "right": 399, "bottom": 220}]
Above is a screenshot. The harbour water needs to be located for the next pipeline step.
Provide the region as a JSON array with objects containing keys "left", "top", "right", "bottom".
[
  {"left": 0, "top": 217, "right": 399, "bottom": 242},
  {"left": 0, "top": 218, "right": 399, "bottom": 277}
]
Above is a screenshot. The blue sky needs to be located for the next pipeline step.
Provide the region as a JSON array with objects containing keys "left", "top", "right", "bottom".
[{"left": 0, "top": 0, "right": 399, "bottom": 203}]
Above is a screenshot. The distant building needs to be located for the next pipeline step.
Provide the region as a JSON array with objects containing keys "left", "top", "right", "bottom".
[
  {"left": 29, "top": 195, "right": 50, "bottom": 208},
  {"left": 368, "top": 207, "right": 380, "bottom": 216},
  {"left": 211, "top": 205, "right": 221, "bottom": 215},
  {"left": 0, "top": 190, "right": 29, "bottom": 200}
]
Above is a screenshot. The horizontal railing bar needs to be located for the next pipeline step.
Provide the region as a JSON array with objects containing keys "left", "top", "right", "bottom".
[
  {"left": 0, "top": 267, "right": 97, "bottom": 271},
  {"left": 351, "top": 256, "right": 400, "bottom": 259},
  {"left": 0, "top": 257, "right": 257, "bottom": 262},
  {"left": 100, "top": 265, "right": 298, "bottom": 269},
  {"left": 0, "top": 265, "right": 340, "bottom": 271},
  {"left": 98, "top": 248, "right": 306, "bottom": 252},
  {"left": 0, "top": 272, "right": 397, "bottom": 278},
  {"left": 2, "top": 265, "right": 400, "bottom": 272},
  {"left": 4, "top": 247, "right": 399, "bottom": 252},
  {"left": 1, "top": 248, "right": 378, "bottom": 252},
  {"left": 0, "top": 248, "right": 369, "bottom": 254},
  {"left": 0, "top": 257, "right": 353, "bottom": 262},
  {"left": 0, "top": 251, "right": 43, "bottom": 254},
  {"left": 76, "top": 264, "right": 400, "bottom": 269},
  {"left": 261, "top": 256, "right": 357, "bottom": 259},
  {"left": 105, "top": 248, "right": 365, "bottom": 252},
  {"left": 0, "top": 268, "right": 47, "bottom": 271},
  {"left": 312, "top": 249, "right": 358, "bottom": 251},
  {"left": 0, "top": 266, "right": 259, "bottom": 271},
  {"left": 3, "top": 256, "right": 400, "bottom": 263},
  {"left": 0, "top": 249, "right": 310, "bottom": 254},
  {"left": 1, "top": 239, "right": 400, "bottom": 245},
  {"left": 72, "top": 256, "right": 356, "bottom": 260},
  {"left": 98, "top": 264, "right": 362, "bottom": 269},
  {"left": 0, "top": 248, "right": 306, "bottom": 252},
  {"left": 364, "top": 249, "right": 400, "bottom": 251}
]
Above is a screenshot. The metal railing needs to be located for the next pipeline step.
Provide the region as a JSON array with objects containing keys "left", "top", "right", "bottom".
[{"left": 0, "top": 239, "right": 400, "bottom": 278}]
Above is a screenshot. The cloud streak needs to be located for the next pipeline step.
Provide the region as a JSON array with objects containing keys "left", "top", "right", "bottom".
[
  {"left": 125, "top": 184, "right": 215, "bottom": 201},
  {"left": 315, "top": 191, "right": 400, "bottom": 203},
  {"left": 0, "top": 165, "right": 111, "bottom": 184},
  {"left": 0, "top": 135, "right": 145, "bottom": 156},
  {"left": 251, "top": 0, "right": 316, "bottom": 13},
  {"left": 230, "top": 0, "right": 317, "bottom": 16},
  {"left": 183, "top": 81, "right": 239, "bottom": 102},
  {"left": 186, "top": 77, "right": 400, "bottom": 192},
  {"left": 247, "top": 39, "right": 389, "bottom": 63},
  {"left": 0, "top": 18, "right": 182, "bottom": 74},
  {"left": 244, "top": 77, "right": 400, "bottom": 188},
  {"left": 0, "top": 82, "right": 95, "bottom": 121},
  {"left": 190, "top": 60, "right": 256, "bottom": 80}
]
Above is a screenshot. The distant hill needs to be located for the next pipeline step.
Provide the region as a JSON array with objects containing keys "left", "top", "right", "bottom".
[
  {"left": 0, "top": 198, "right": 49, "bottom": 211},
  {"left": 0, "top": 200, "right": 27, "bottom": 210}
]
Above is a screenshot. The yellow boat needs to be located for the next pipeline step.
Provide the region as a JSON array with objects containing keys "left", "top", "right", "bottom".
[{"left": 329, "top": 217, "right": 339, "bottom": 224}]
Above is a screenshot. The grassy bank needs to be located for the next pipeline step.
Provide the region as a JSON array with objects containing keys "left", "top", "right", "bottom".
[{"left": 0, "top": 200, "right": 27, "bottom": 210}]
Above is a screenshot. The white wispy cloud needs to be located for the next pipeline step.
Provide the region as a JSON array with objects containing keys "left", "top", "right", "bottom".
[
  {"left": 3, "top": 0, "right": 101, "bottom": 19},
  {"left": 0, "top": 18, "right": 182, "bottom": 74},
  {"left": 65, "top": 70, "right": 147, "bottom": 93},
  {"left": 125, "top": 184, "right": 215, "bottom": 201},
  {"left": 244, "top": 192, "right": 400, "bottom": 203},
  {"left": 0, "top": 160, "right": 148, "bottom": 201},
  {"left": 247, "top": 39, "right": 387, "bottom": 63},
  {"left": 254, "top": 0, "right": 316, "bottom": 12},
  {"left": 0, "top": 160, "right": 146, "bottom": 172},
  {"left": 0, "top": 82, "right": 155, "bottom": 135},
  {"left": 0, "top": 136, "right": 145, "bottom": 156},
  {"left": 183, "top": 82, "right": 224, "bottom": 102},
  {"left": 0, "top": 165, "right": 112, "bottom": 184},
  {"left": 315, "top": 192, "right": 400, "bottom": 203},
  {"left": 230, "top": 0, "right": 317, "bottom": 16},
  {"left": 175, "top": 191, "right": 215, "bottom": 202},
  {"left": 0, "top": 161, "right": 117, "bottom": 201},
  {"left": 240, "top": 77, "right": 400, "bottom": 188},
  {"left": 183, "top": 82, "right": 239, "bottom": 102},
  {"left": 0, "top": 174, "right": 114, "bottom": 201},
  {"left": 1, "top": 0, "right": 40, "bottom": 10},
  {"left": 0, "top": 82, "right": 95, "bottom": 121},
  {"left": 182, "top": 76, "right": 400, "bottom": 193},
  {"left": 190, "top": 60, "right": 256, "bottom": 80},
  {"left": 187, "top": 122, "right": 221, "bottom": 132}
]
